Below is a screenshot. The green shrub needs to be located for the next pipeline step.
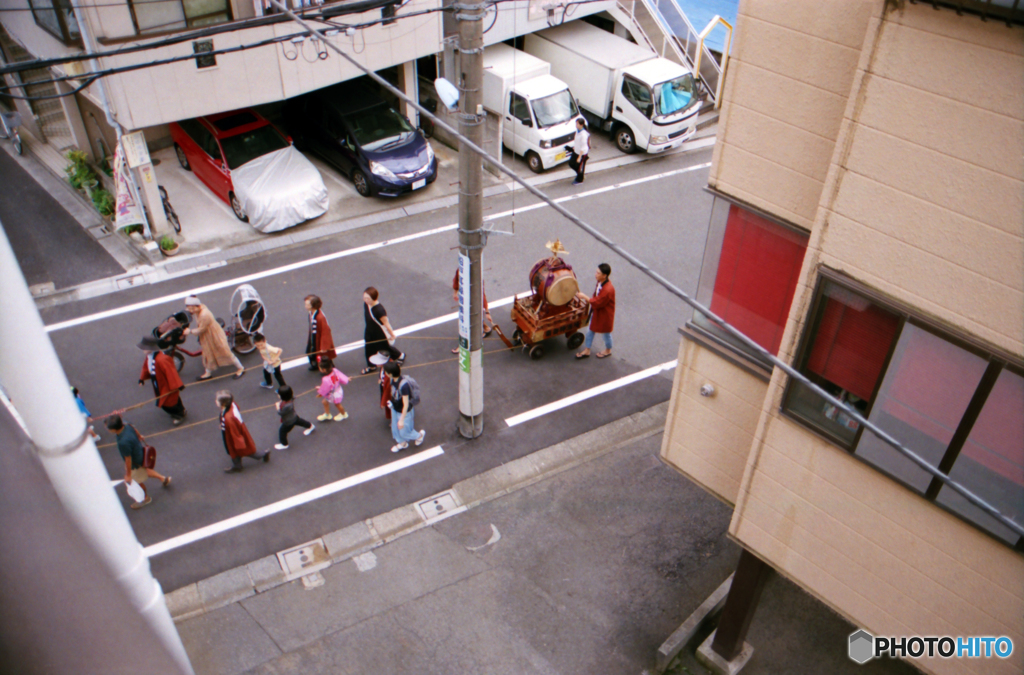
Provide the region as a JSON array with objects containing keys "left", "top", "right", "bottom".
[
  {"left": 92, "top": 188, "right": 115, "bottom": 216},
  {"left": 159, "top": 235, "right": 177, "bottom": 251},
  {"left": 120, "top": 224, "right": 144, "bottom": 236}
]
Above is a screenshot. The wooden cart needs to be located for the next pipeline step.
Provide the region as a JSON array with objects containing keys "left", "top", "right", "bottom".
[{"left": 505, "top": 294, "right": 591, "bottom": 359}]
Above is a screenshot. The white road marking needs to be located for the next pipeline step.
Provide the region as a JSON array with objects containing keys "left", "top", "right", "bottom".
[
  {"left": 142, "top": 445, "right": 444, "bottom": 557},
  {"left": 45, "top": 161, "right": 710, "bottom": 333},
  {"left": 279, "top": 293, "right": 520, "bottom": 371},
  {"left": 504, "top": 360, "right": 678, "bottom": 428},
  {"left": 353, "top": 551, "right": 377, "bottom": 571}
]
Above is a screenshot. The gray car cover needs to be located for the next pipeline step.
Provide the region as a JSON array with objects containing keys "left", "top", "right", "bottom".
[{"left": 231, "top": 146, "right": 329, "bottom": 232}]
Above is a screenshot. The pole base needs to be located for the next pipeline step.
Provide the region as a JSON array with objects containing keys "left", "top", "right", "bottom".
[{"left": 457, "top": 413, "right": 484, "bottom": 439}]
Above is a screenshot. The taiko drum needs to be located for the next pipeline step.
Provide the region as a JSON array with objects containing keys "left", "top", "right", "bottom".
[{"left": 529, "top": 258, "right": 579, "bottom": 307}]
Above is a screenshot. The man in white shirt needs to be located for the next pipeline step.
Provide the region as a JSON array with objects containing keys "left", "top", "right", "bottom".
[{"left": 571, "top": 118, "right": 590, "bottom": 185}]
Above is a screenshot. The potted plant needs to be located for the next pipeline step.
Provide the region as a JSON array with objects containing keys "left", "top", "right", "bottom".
[{"left": 159, "top": 234, "right": 180, "bottom": 257}]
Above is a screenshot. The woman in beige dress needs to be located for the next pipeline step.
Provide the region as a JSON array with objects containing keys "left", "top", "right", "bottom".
[{"left": 182, "top": 295, "right": 245, "bottom": 381}]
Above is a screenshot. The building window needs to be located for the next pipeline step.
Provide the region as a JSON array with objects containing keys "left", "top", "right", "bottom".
[
  {"left": 128, "top": 0, "right": 232, "bottom": 34},
  {"left": 691, "top": 197, "right": 808, "bottom": 362},
  {"left": 28, "top": 0, "right": 81, "bottom": 46},
  {"left": 784, "top": 274, "right": 1024, "bottom": 547}
]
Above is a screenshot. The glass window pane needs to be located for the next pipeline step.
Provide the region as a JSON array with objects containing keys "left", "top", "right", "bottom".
[
  {"left": 694, "top": 204, "right": 806, "bottom": 356},
  {"left": 133, "top": 0, "right": 186, "bottom": 32},
  {"left": 855, "top": 324, "right": 988, "bottom": 492},
  {"left": 31, "top": 0, "right": 63, "bottom": 38},
  {"left": 783, "top": 282, "right": 900, "bottom": 447},
  {"left": 183, "top": 0, "right": 228, "bottom": 21},
  {"left": 937, "top": 368, "right": 1024, "bottom": 545}
]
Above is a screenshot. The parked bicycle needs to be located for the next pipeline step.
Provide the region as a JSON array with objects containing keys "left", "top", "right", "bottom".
[
  {"left": 0, "top": 110, "right": 23, "bottom": 155},
  {"left": 159, "top": 185, "right": 180, "bottom": 233}
]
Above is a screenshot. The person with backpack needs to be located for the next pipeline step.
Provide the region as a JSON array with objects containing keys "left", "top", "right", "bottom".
[{"left": 384, "top": 361, "right": 424, "bottom": 453}]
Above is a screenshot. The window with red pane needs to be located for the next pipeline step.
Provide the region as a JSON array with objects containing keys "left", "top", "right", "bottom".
[
  {"left": 707, "top": 205, "right": 807, "bottom": 356},
  {"left": 784, "top": 280, "right": 901, "bottom": 447}
]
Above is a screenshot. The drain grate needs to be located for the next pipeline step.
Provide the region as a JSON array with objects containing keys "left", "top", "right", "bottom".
[
  {"left": 276, "top": 537, "right": 331, "bottom": 581},
  {"left": 415, "top": 489, "right": 467, "bottom": 525}
]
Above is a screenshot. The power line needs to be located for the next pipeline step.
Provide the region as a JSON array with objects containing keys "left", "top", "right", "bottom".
[{"left": 264, "top": 0, "right": 1024, "bottom": 539}]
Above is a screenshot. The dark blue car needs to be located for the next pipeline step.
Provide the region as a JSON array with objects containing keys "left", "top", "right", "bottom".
[{"left": 284, "top": 80, "right": 437, "bottom": 198}]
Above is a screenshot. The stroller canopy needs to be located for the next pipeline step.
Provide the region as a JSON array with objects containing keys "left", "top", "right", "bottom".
[{"left": 230, "top": 284, "right": 266, "bottom": 335}]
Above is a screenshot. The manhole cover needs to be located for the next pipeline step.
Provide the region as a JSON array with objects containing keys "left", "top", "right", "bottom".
[
  {"left": 415, "top": 489, "right": 466, "bottom": 525},
  {"left": 276, "top": 538, "right": 330, "bottom": 581}
]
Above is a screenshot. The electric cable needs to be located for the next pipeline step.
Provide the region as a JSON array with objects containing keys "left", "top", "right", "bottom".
[{"left": 266, "top": 0, "right": 1024, "bottom": 539}]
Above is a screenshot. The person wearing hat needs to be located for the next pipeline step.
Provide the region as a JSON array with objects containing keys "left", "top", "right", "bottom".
[
  {"left": 182, "top": 295, "right": 245, "bottom": 381},
  {"left": 138, "top": 335, "right": 187, "bottom": 425},
  {"left": 369, "top": 350, "right": 393, "bottom": 422}
]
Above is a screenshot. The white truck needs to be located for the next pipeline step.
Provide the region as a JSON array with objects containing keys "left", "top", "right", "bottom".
[
  {"left": 482, "top": 43, "right": 582, "bottom": 173},
  {"left": 524, "top": 21, "right": 701, "bottom": 154}
]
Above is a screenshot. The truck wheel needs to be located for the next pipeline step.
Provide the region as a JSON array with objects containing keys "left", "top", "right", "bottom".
[
  {"left": 526, "top": 151, "right": 544, "bottom": 174},
  {"left": 615, "top": 126, "right": 636, "bottom": 154}
]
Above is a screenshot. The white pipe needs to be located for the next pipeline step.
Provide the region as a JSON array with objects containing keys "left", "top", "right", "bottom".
[{"left": 0, "top": 224, "right": 193, "bottom": 675}]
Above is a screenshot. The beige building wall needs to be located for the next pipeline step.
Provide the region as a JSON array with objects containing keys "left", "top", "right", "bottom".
[
  {"left": 726, "top": 4, "right": 1024, "bottom": 675},
  {"left": 707, "top": 0, "right": 875, "bottom": 230},
  {"left": 661, "top": 337, "right": 769, "bottom": 506}
]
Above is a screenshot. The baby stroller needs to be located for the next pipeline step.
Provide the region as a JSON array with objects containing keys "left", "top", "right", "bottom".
[
  {"left": 227, "top": 284, "right": 266, "bottom": 354},
  {"left": 152, "top": 311, "right": 193, "bottom": 372}
]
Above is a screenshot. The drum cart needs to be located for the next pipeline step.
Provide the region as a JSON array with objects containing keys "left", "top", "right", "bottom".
[{"left": 507, "top": 294, "right": 590, "bottom": 359}]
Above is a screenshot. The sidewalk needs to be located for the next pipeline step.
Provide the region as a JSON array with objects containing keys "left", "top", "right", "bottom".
[{"left": 173, "top": 404, "right": 916, "bottom": 675}]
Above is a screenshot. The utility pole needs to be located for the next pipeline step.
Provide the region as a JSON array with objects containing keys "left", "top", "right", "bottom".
[
  {"left": 0, "top": 224, "right": 193, "bottom": 675},
  {"left": 455, "top": 0, "right": 486, "bottom": 438}
]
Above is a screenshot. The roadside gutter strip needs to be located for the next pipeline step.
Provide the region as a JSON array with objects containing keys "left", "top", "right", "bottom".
[
  {"left": 31, "top": 134, "right": 716, "bottom": 311},
  {"left": 164, "top": 400, "right": 669, "bottom": 622}
]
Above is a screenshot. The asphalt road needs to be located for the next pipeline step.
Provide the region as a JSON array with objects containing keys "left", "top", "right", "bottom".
[
  {"left": 38, "top": 147, "right": 714, "bottom": 591},
  {"left": 0, "top": 149, "right": 123, "bottom": 290}
]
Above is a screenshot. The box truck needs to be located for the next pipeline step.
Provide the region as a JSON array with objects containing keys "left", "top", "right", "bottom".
[
  {"left": 483, "top": 43, "right": 582, "bottom": 173},
  {"left": 524, "top": 21, "right": 701, "bottom": 154}
]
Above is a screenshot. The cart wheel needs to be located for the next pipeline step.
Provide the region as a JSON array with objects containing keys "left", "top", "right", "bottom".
[
  {"left": 529, "top": 345, "right": 545, "bottom": 360},
  {"left": 511, "top": 328, "right": 523, "bottom": 346},
  {"left": 567, "top": 332, "right": 584, "bottom": 349},
  {"left": 171, "top": 352, "right": 185, "bottom": 373}
]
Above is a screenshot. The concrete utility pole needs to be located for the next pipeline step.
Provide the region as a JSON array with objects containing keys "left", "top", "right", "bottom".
[
  {"left": 0, "top": 224, "right": 194, "bottom": 675},
  {"left": 455, "top": 0, "right": 487, "bottom": 439}
]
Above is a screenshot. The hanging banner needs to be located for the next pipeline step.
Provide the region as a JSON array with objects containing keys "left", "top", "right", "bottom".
[{"left": 113, "top": 142, "right": 144, "bottom": 229}]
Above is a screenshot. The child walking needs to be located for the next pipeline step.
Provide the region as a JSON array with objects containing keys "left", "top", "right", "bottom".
[
  {"left": 274, "top": 386, "right": 314, "bottom": 450},
  {"left": 316, "top": 358, "right": 350, "bottom": 422},
  {"left": 253, "top": 332, "right": 286, "bottom": 390}
]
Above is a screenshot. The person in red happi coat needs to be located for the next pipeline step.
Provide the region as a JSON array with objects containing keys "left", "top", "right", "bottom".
[
  {"left": 575, "top": 263, "right": 616, "bottom": 360},
  {"left": 304, "top": 294, "right": 336, "bottom": 371},
  {"left": 218, "top": 390, "right": 269, "bottom": 473},
  {"left": 138, "top": 335, "right": 187, "bottom": 425}
]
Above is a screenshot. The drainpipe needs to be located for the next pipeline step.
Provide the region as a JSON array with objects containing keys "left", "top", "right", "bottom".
[
  {"left": 0, "top": 223, "right": 193, "bottom": 675},
  {"left": 68, "top": 0, "right": 152, "bottom": 240}
]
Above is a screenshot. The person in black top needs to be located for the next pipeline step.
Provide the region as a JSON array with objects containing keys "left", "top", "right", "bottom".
[
  {"left": 362, "top": 287, "right": 404, "bottom": 374},
  {"left": 274, "top": 386, "right": 314, "bottom": 450}
]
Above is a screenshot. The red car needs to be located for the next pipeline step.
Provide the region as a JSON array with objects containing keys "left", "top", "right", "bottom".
[{"left": 169, "top": 109, "right": 328, "bottom": 232}]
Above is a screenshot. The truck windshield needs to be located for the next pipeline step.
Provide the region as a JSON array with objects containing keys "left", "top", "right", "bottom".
[
  {"left": 654, "top": 75, "right": 698, "bottom": 117},
  {"left": 531, "top": 90, "right": 579, "bottom": 129}
]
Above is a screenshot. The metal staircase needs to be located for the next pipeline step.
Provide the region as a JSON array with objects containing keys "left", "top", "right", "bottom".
[
  {"left": 0, "top": 25, "right": 74, "bottom": 151},
  {"left": 608, "top": 0, "right": 730, "bottom": 111}
]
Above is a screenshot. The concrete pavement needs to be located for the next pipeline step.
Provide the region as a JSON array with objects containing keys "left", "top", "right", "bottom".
[{"left": 174, "top": 404, "right": 917, "bottom": 675}]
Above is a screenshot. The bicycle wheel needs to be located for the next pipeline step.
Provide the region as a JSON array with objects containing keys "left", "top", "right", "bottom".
[{"left": 165, "top": 204, "right": 181, "bottom": 233}]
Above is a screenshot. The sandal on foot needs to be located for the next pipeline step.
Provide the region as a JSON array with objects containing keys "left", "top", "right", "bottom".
[
  {"left": 575, "top": 352, "right": 590, "bottom": 359},
  {"left": 162, "top": 476, "right": 172, "bottom": 488},
  {"left": 196, "top": 373, "right": 213, "bottom": 381},
  {"left": 361, "top": 366, "right": 378, "bottom": 375}
]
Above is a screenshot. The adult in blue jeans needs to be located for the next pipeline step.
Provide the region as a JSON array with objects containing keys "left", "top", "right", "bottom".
[
  {"left": 575, "top": 262, "right": 616, "bottom": 359},
  {"left": 385, "top": 362, "right": 425, "bottom": 453}
]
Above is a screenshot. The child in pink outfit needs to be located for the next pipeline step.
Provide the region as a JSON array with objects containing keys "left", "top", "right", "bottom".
[{"left": 316, "top": 358, "right": 350, "bottom": 422}]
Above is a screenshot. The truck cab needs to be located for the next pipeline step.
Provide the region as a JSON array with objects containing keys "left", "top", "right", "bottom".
[
  {"left": 482, "top": 43, "right": 581, "bottom": 173},
  {"left": 504, "top": 75, "right": 581, "bottom": 172},
  {"left": 612, "top": 59, "right": 700, "bottom": 153}
]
